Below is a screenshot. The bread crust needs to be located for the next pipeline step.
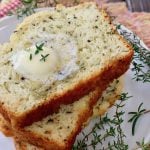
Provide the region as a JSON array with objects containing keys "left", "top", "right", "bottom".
[
  {"left": 0, "top": 114, "right": 12, "bottom": 137},
  {"left": 0, "top": 2, "right": 134, "bottom": 129}
]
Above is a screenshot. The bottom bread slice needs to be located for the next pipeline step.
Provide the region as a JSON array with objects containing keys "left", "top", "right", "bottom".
[{"left": 0, "top": 78, "right": 122, "bottom": 150}]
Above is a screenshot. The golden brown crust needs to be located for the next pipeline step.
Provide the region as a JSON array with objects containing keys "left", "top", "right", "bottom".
[
  {"left": 14, "top": 137, "right": 44, "bottom": 150},
  {"left": 0, "top": 114, "right": 13, "bottom": 137}
]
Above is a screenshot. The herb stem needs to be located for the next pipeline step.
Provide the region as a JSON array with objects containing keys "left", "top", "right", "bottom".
[
  {"left": 128, "top": 103, "right": 150, "bottom": 136},
  {"left": 143, "top": 110, "right": 150, "bottom": 115}
]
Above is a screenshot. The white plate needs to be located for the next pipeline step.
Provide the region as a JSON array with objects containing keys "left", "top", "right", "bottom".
[{"left": 0, "top": 11, "right": 150, "bottom": 150}]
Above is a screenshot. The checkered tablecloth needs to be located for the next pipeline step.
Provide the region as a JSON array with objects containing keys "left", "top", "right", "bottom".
[{"left": 0, "top": 0, "right": 21, "bottom": 17}]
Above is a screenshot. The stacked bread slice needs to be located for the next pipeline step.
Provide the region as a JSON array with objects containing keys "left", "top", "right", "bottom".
[
  {"left": 0, "top": 2, "right": 133, "bottom": 150},
  {"left": 0, "top": 78, "right": 122, "bottom": 150}
]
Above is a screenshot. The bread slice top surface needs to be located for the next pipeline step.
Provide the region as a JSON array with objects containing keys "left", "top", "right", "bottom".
[{"left": 0, "top": 2, "right": 133, "bottom": 119}]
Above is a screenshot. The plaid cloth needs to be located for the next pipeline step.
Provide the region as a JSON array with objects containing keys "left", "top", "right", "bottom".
[{"left": 0, "top": 0, "right": 21, "bottom": 18}]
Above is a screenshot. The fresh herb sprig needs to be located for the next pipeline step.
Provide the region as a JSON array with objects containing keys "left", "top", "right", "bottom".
[
  {"left": 73, "top": 93, "right": 132, "bottom": 150},
  {"left": 29, "top": 43, "right": 45, "bottom": 60},
  {"left": 117, "top": 24, "right": 150, "bottom": 83},
  {"left": 128, "top": 103, "right": 150, "bottom": 136}
]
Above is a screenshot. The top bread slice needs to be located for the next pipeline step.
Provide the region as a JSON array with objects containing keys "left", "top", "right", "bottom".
[
  {"left": 0, "top": 2, "right": 133, "bottom": 128},
  {"left": 0, "top": 78, "right": 122, "bottom": 150}
]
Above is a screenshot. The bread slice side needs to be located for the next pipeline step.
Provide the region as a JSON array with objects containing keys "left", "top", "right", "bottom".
[{"left": 0, "top": 2, "right": 133, "bottom": 128}]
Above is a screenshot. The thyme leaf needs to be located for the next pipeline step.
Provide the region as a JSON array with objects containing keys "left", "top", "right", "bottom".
[
  {"left": 29, "top": 53, "right": 32, "bottom": 60},
  {"left": 40, "top": 54, "right": 49, "bottom": 62},
  {"left": 128, "top": 103, "right": 150, "bottom": 136},
  {"left": 35, "top": 43, "right": 44, "bottom": 55}
]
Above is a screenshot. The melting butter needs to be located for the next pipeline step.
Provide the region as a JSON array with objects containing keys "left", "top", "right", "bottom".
[
  {"left": 10, "top": 34, "right": 79, "bottom": 84},
  {"left": 11, "top": 46, "right": 59, "bottom": 77}
]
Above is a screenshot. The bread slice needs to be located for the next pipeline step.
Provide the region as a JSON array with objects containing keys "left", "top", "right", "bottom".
[
  {"left": 0, "top": 78, "right": 122, "bottom": 150},
  {"left": 0, "top": 2, "right": 133, "bottom": 128},
  {"left": 0, "top": 78, "right": 122, "bottom": 137}
]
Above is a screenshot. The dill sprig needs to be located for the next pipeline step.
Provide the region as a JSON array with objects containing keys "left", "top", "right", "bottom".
[
  {"left": 117, "top": 24, "right": 150, "bottom": 83},
  {"left": 73, "top": 93, "right": 132, "bottom": 150},
  {"left": 128, "top": 103, "right": 150, "bottom": 136}
]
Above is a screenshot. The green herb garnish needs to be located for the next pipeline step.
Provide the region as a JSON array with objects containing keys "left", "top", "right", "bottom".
[
  {"left": 29, "top": 53, "right": 32, "bottom": 60},
  {"left": 35, "top": 43, "right": 44, "bottom": 55},
  {"left": 40, "top": 54, "right": 49, "bottom": 62},
  {"left": 73, "top": 93, "right": 132, "bottom": 150},
  {"left": 128, "top": 103, "right": 150, "bottom": 136},
  {"left": 117, "top": 24, "right": 150, "bottom": 83}
]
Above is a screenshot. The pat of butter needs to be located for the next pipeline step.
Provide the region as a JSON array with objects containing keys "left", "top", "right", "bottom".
[
  {"left": 10, "top": 33, "right": 79, "bottom": 84},
  {"left": 11, "top": 46, "right": 59, "bottom": 79}
]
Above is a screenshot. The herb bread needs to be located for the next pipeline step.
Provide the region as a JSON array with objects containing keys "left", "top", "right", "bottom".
[
  {"left": 0, "top": 2, "right": 133, "bottom": 128},
  {"left": 0, "top": 78, "right": 122, "bottom": 150}
]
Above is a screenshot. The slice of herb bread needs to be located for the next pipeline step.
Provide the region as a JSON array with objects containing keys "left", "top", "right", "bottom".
[
  {"left": 0, "top": 2, "right": 133, "bottom": 128},
  {"left": 0, "top": 78, "right": 122, "bottom": 150}
]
